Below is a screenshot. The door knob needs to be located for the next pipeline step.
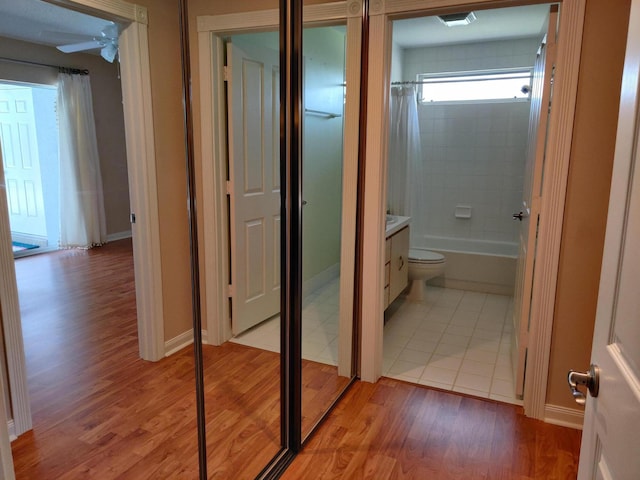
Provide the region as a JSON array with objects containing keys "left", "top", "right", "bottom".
[
  {"left": 513, "top": 211, "right": 525, "bottom": 221},
  {"left": 567, "top": 364, "right": 600, "bottom": 405}
]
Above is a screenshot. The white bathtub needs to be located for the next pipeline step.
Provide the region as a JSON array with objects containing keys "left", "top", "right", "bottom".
[{"left": 418, "top": 235, "right": 518, "bottom": 295}]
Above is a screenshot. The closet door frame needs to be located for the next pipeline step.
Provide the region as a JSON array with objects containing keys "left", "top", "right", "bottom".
[{"left": 192, "top": 0, "right": 364, "bottom": 475}]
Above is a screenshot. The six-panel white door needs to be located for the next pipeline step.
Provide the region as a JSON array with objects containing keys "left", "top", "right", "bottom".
[
  {"left": 577, "top": 1, "right": 640, "bottom": 477},
  {"left": 227, "top": 39, "right": 280, "bottom": 336},
  {"left": 0, "top": 85, "right": 47, "bottom": 239}
]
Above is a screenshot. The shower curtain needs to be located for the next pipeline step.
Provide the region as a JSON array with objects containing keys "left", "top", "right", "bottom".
[
  {"left": 57, "top": 72, "right": 107, "bottom": 249},
  {"left": 388, "top": 85, "right": 423, "bottom": 244}
]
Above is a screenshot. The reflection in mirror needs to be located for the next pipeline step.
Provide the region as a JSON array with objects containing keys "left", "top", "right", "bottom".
[
  {"left": 192, "top": 26, "right": 283, "bottom": 479},
  {"left": 189, "top": 0, "right": 286, "bottom": 472},
  {"left": 300, "top": 23, "right": 353, "bottom": 437},
  {"left": 193, "top": 0, "right": 361, "bottom": 472}
]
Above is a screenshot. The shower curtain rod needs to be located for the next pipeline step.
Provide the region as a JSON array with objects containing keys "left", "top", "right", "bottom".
[
  {"left": 0, "top": 56, "right": 88, "bottom": 75},
  {"left": 392, "top": 73, "right": 530, "bottom": 86}
]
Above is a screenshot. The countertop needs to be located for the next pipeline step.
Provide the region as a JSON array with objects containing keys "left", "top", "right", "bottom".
[{"left": 385, "top": 215, "right": 410, "bottom": 237}]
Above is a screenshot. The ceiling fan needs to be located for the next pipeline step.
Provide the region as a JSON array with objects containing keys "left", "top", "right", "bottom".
[{"left": 55, "top": 22, "right": 119, "bottom": 63}]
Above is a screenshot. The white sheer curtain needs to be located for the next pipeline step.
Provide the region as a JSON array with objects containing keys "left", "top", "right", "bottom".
[
  {"left": 57, "top": 72, "right": 107, "bottom": 249},
  {"left": 388, "top": 86, "right": 423, "bottom": 244}
]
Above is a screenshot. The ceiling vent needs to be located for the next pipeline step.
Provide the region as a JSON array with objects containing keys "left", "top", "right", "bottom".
[{"left": 438, "top": 12, "right": 477, "bottom": 27}]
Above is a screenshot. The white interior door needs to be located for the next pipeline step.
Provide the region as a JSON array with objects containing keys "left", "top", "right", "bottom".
[
  {"left": 577, "top": 1, "right": 640, "bottom": 477},
  {"left": 0, "top": 85, "right": 47, "bottom": 240},
  {"left": 511, "top": 6, "right": 557, "bottom": 397},
  {"left": 227, "top": 37, "right": 280, "bottom": 336}
]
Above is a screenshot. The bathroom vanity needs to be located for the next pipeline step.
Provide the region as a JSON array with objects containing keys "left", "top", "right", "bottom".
[{"left": 384, "top": 216, "right": 410, "bottom": 309}]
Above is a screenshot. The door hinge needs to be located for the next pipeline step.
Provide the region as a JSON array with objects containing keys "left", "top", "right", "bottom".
[
  {"left": 226, "top": 180, "right": 233, "bottom": 196},
  {"left": 223, "top": 65, "right": 229, "bottom": 82},
  {"left": 130, "top": 213, "right": 136, "bottom": 224},
  {"left": 227, "top": 284, "right": 234, "bottom": 297}
]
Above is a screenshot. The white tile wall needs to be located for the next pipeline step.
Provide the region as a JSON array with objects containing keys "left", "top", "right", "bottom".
[
  {"left": 402, "top": 38, "right": 540, "bottom": 78},
  {"left": 398, "top": 38, "right": 540, "bottom": 247}
]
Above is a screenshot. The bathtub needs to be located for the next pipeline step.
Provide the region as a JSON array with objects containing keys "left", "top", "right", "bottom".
[{"left": 419, "top": 235, "right": 518, "bottom": 295}]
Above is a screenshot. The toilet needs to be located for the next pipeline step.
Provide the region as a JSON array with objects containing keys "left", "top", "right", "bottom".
[{"left": 407, "top": 248, "right": 446, "bottom": 302}]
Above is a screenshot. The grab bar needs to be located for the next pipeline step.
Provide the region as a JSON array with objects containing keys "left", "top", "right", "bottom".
[{"left": 304, "top": 108, "right": 342, "bottom": 119}]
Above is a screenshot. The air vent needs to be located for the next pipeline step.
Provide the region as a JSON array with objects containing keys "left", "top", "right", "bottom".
[{"left": 438, "top": 12, "right": 477, "bottom": 27}]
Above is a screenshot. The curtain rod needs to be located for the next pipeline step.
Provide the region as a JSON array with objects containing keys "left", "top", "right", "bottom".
[
  {"left": 0, "top": 56, "right": 88, "bottom": 75},
  {"left": 392, "top": 74, "right": 530, "bottom": 86}
]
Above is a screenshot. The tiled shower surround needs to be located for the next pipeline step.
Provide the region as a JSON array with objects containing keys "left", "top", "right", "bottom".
[{"left": 396, "top": 37, "right": 540, "bottom": 249}]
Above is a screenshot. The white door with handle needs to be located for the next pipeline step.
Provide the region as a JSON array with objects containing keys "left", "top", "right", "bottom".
[
  {"left": 511, "top": 6, "right": 557, "bottom": 398},
  {"left": 227, "top": 36, "right": 280, "bottom": 336},
  {"left": 576, "top": 1, "right": 640, "bottom": 478}
]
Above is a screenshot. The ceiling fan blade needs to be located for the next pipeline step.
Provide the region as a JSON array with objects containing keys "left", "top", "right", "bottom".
[
  {"left": 100, "top": 43, "right": 118, "bottom": 63},
  {"left": 57, "top": 40, "right": 103, "bottom": 54},
  {"left": 101, "top": 22, "right": 119, "bottom": 40}
]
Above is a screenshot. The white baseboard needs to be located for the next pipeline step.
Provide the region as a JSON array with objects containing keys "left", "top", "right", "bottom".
[
  {"left": 164, "top": 330, "right": 194, "bottom": 357},
  {"left": 11, "top": 233, "right": 47, "bottom": 248},
  {"left": 544, "top": 404, "right": 584, "bottom": 430},
  {"left": 7, "top": 419, "right": 16, "bottom": 442},
  {"left": 107, "top": 230, "right": 132, "bottom": 242},
  {"left": 164, "top": 330, "right": 210, "bottom": 356},
  {"left": 303, "top": 262, "right": 340, "bottom": 297}
]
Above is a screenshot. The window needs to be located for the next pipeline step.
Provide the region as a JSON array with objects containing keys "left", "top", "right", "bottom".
[{"left": 417, "top": 69, "right": 532, "bottom": 103}]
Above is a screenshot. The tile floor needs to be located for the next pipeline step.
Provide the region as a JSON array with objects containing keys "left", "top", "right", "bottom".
[
  {"left": 230, "top": 279, "right": 341, "bottom": 365},
  {"left": 383, "top": 285, "right": 521, "bottom": 405},
  {"left": 231, "top": 281, "right": 521, "bottom": 406}
]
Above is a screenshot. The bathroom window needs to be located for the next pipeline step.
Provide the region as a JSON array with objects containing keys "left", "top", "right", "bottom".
[{"left": 417, "top": 68, "right": 532, "bottom": 104}]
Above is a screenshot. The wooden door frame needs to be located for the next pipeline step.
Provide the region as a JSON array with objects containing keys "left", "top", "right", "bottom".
[
  {"left": 360, "top": 0, "right": 586, "bottom": 423},
  {"left": 197, "top": 1, "right": 362, "bottom": 378},
  {"left": 0, "top": 0, "right": 165, "bottom": 440}
]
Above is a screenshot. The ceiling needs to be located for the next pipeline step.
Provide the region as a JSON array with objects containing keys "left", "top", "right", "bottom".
[
  {"left": 0, "top": 1, "right": 551, "bottom": 52},
  {"left": 393, "top": 4, "right": 552, "bottom": 48},
  {"left": 0, "top": 0, "right": 114, "bottom": 52}
]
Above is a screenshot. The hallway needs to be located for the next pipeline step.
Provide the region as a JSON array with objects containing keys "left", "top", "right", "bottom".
[{"left": 8, "top": 240, "right": 581, "bottom": 478}]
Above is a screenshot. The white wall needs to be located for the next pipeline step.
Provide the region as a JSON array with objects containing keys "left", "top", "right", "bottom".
[
  {"left": 399, "top": 38, "right": 539, "bottom": 251},
  {"left": 302, "top": 26, "right": 346, "bottom": 282},
  {"left": 390, "top": 41, "right": 403, "bottom": 83}
]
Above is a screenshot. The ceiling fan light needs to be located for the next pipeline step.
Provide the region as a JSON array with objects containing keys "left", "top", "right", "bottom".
[
  {"left": 438, "top": 12, "right": 477, "bottom": 27},
  {"left": 101, "top": 42, "right": 118, "bottom": 63}
]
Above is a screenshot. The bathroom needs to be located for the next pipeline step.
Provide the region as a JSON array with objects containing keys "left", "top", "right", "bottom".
[{"left": 383, "top": 4, "right": 552, "bottom": 403}]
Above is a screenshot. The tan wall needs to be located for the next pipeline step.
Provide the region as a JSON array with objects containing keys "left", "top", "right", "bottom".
[
  {"left": 0, "top": 37, "right": 130, "bottom": 236},
  {"left": 135, "top": 0, "right": 193, "bottom": 341},
  {"left": 546, "top": 0, "right": 631, "bottom": 409}
]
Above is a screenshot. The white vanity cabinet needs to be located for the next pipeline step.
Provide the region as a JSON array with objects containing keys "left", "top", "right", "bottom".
[{"left": 384, "top": 225, "right": 409, "bottom": 309}]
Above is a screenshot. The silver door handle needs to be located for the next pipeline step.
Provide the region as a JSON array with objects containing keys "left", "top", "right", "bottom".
[
  {"left": 513, "top": 211, "right": 525, "bottom": 221},
  {"left": 567, "top": 364, "right": 600, "bottom": 405}
]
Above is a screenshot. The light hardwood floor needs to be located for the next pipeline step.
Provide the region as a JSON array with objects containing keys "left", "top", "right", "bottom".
[
  {"left": 9, "top": 239, "right": 581, "bottom": 478},
  {"left": 285, "top": 378, "right": 581, "bottom": 479}
]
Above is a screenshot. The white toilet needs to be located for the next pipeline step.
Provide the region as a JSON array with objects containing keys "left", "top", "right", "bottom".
[{"left": 406, "top": 248, "right": 446, "bottom": 302}]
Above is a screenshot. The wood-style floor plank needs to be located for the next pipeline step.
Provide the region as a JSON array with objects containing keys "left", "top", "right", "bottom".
[
  {"left": 10, "top": 240, "right": 350, "bottom": 478},
  {"left": 9, "top": 240, "right": 582, "bottom": 478},
  {"left": 282, "top": 378, "right": 582, "bottom": 479}
]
